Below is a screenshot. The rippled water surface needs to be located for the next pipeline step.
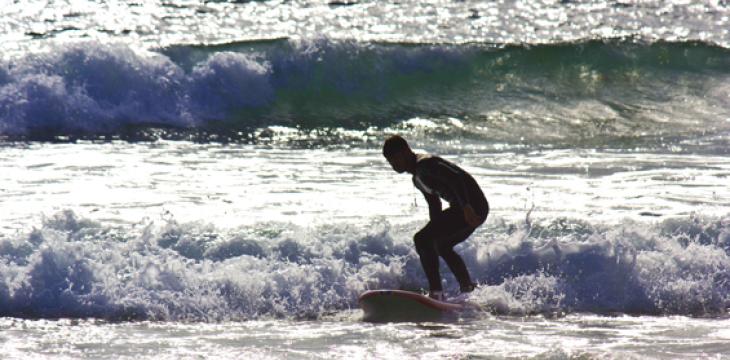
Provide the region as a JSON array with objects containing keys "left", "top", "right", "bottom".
[
  {"left": 1, "top": 1, "right": 729, "bottom": 359},
  {"left": 2, "top": 315, "right": 730, "bottom": 359}
]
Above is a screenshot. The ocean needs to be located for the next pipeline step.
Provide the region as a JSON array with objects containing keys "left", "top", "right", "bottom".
[{"left": 1, "top": 0, "right": 729, "bottom": 358}]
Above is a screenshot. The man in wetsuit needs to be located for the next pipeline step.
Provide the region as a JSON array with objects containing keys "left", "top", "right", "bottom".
[{"left": 382, "top": 135, "right": 489, "bottom": 300}]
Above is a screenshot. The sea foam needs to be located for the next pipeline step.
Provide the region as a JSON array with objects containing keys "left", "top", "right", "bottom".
[{"left": 0, "top": 210, "right": 728, "bottom": 321}]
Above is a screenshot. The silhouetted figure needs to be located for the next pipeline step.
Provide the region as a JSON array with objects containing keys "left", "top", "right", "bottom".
[{"left": 382, "top": 135, "right": 488, "bottom": 300}]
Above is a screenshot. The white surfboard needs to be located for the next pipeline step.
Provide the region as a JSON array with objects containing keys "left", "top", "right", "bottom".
[{"left": 359, "top": 289, "right": 465, "bottom": 322}]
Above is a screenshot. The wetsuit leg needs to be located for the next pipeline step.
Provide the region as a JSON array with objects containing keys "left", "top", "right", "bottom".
[
  {"left": 436, "top": 199, "right": 489, "bottom": 291},
  {"left": 435, "top": 223, "right": 476, "bottom": 290},
  {"left": 414, "top": 207, "right": 471, "bottom": 292},
  {"left": 415, "top": 200, "right": 489, "bottom": 292},
  {"left": 414, "top": 219, "right": 445, "bottom": 292}
]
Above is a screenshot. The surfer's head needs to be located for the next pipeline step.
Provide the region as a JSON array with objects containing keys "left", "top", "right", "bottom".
[{"left": 383, "top": 135, "right": 415, "bottom": 174}]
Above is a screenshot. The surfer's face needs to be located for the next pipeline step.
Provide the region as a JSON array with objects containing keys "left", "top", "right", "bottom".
[{"left": 385, "top": 151, "right": 410, "bottom": 174}]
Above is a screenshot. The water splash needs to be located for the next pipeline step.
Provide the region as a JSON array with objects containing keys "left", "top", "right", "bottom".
[{"left": 1, "top": 210, "right": 728, "bottom": 321}]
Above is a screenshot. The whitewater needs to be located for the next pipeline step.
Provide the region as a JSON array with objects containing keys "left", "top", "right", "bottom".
[{"left": 1, "top": 0, "right": 730, "bottom": 359}]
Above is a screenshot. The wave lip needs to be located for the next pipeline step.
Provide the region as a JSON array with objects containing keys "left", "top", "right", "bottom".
[
  {"left": 2, "top": 38, "right": 730, "bottom": 143},
  {"left": 0, "top": 211, "right": 728, "bottom": 321}
]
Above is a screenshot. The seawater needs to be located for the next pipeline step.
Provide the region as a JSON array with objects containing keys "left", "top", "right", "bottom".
[{"left": 1, "top": 1, "right": 730, "bottom": 359}]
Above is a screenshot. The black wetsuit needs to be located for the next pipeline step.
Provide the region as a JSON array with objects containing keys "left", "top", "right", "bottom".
[{"left": 412, "top": 155, "right": 489, "bottom": 292}]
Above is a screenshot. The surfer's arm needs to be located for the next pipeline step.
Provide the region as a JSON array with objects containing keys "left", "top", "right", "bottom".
[{"left": 422, "top": 191, "right": 442, "bottom": 220}]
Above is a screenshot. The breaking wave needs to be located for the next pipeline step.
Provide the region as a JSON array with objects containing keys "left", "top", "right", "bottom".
[
  {"left": 0, "top": 210, "right": 728, "bottom": 321},
  {"left": 1, "top": 38, "right": 730, "bottom": 144}
]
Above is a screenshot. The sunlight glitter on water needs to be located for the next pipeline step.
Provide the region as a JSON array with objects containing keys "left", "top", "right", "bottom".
[{"left": 2, "top": 316, "right": 729, "bottom": 359}]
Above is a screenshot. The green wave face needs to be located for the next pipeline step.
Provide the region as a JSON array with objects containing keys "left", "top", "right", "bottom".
[
  {"left": 162, "top": 38, "right": 730, "bottom": 142},
  {"left": 3, "top": 38, "right": 730, "bottom": 143},
  {"left": 164, "top": 38, "right": 730, "bottom": 121}
]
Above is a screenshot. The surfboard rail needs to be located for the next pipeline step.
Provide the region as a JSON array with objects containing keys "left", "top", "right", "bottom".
[{"left": 358, "top": 289, "right": 464, "bottom": 322}]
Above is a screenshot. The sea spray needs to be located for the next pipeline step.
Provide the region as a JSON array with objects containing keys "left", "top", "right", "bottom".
[{"left": 1, "top": 210, "right": 728, "bottom": 321}]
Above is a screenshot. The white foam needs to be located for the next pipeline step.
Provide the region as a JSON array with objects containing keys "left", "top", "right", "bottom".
[{"left": 1, "top": 210, "right": 728, "bottom": 321}]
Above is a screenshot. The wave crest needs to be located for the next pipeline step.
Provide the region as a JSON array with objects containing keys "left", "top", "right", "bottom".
[{"left": 2, "top": 39, "right": 730, "bottom": 143}]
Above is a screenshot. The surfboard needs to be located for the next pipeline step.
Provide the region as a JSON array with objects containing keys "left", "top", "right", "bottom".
[{"left": 359, "top": 289, "right": 464, "bottom": 322}]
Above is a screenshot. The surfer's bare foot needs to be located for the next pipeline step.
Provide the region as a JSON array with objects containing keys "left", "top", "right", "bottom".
[
  {"left": 428, "top": 290, "right": 445, "bottom": 301},
  {"left": 460, "top": 283, "right": 477, "bottom": 293}
]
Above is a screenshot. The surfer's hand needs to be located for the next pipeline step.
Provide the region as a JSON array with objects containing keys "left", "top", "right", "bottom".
[{"left": 463, "top": 205, "right": 482, "bottom": 228}]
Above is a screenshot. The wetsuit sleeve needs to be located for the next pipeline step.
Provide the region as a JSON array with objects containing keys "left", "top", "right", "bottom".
[
  {"left": 425, "top": 158, "right": 471, "bottom": 209},
  {"left": 421, "top": 190, "right": 442, "bottom": 220}
]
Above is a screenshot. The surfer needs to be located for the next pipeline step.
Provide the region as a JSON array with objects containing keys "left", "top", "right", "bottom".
[{"left": 382, "top": 135, "right": 488, "bottom": 300}]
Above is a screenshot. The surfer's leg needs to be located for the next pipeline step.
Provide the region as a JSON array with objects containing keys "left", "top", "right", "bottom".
[
  {"left": 414, "top": 208, "right": 465, "bottom": 292},
  {"left": 433, "top": 202, "right": 488, "bottom": 292},
  {"left": 414, "top": 222, "right": 443, "bottom": 292},
  {"left": 435, "top": 224, "right": 476, "bottom": 292}
]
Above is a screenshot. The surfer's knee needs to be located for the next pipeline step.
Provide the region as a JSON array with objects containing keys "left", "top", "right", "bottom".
[
  {"left": 476, "top": 200, "right": 489, "bottom": 224},
  {"left": 413, "top": 230, "right": 430, "bottom": 254}
]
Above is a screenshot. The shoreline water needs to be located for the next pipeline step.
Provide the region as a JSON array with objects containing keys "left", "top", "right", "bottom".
[{"left": 2, "top": 314, "right": 729, "bottom": 359}]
